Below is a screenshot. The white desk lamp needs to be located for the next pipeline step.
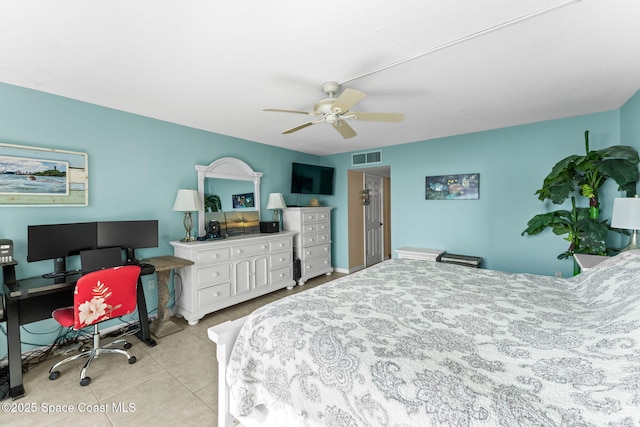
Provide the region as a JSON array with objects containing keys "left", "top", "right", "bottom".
[
  {"left": 266, "top": 193, "right": 287, "bottom": 226},
  {"left": 611, "top": 196, "right": 640, "bottom": 252},
  {"left": 173, "top": 189, "right": 202, "bottom": 242}
]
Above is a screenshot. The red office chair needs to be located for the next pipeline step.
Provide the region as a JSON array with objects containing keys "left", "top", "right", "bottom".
[{"left": 48, "top": 265, "right": 141, "bottom": 386}]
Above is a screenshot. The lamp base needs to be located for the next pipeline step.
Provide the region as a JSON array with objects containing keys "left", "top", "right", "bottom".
[
  {"left": 180, "top": 212, "right": 195, "bottom": 242},
  {"left": 621, "top": 229, "right": 639, "bottom": 252}
]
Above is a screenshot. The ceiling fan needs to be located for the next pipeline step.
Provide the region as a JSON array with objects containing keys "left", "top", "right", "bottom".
[{"left": 263, "top": 81, "right": 404, "bottom": 139}]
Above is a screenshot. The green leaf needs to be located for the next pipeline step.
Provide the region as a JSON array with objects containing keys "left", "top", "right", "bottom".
[
  {"left": 595, "top": 145, "right": 640, "bottom": 163},
  {"left": 597, "top": 158, "right": 639, "bottom": 190},
  {"left": 522, "top": 210, "right": 573, "bottom": 236}
]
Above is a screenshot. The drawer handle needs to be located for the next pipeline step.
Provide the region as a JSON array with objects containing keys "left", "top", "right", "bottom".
[
  {"left": 262, "top": 245, "right": 267, "bottom": 249},
  {"left": 324, "top": 247, "right": 328, "bottom": 251},
  {"left": 309, "top": 238, "right": 315, "bottom": 243},
  {"left": 279, "top": 257, "right": 285, "bottom": 262},
  {"left": 213, "top": 292, "right": 220, "bottom": 297},
  {"left": 212, "top": 254, "right": 219, "bottom": 259},
  {"left": 279, "top": 273, "right": 284, "bottom": 277},
  {"left": 306, "top": 251, "right": 311, "bottom": 255},
  {"left": 306, "top": 265, "right": 311, "bottom": 269},
  {"left": 279, "top": 243, "right": 284, "bottom": 247},
  {"left": 212, "top": 272, "right": 219, "bottom": 277},
  {"left": 236, "top": 249, "right": 242, "bottom": 254}
]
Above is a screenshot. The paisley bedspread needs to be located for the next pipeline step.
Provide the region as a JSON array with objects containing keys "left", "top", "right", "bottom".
[{"left": 227, "top": 250, "right": 640, "bottom": 426}]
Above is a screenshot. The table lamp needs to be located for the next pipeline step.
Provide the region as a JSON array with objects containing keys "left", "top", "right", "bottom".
[
  {"left": 611, "top": 196, "right": 640, "bottom": 252},
  {"left": 173, "top": 189, "right": 202, "bottom": 242},
  {"left": 266, "top": 193, "right": 287, "bottom": 226}
]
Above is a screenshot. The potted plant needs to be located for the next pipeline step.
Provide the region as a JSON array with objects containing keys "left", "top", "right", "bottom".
[
  {"left": 522, "top": 131, "right": 639, "bottom": 269},
  {"left": 204, "top": 194, "right": 221, "bottom": 212}
]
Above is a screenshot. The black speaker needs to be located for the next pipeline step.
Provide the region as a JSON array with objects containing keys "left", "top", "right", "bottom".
[
  {"left": 293, "top": 256, "right": 301, "bottom": 281},
  {"left": 260, "top": 221, "right": 279, "bottom": 233}
]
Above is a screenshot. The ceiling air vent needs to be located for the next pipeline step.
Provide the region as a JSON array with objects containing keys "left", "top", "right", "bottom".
[{"left": 352, "top": 150, "right": 382, "bottom": 166}]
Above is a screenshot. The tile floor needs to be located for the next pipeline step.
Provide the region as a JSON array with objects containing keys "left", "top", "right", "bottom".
[{"left": 3, "top": 272, "right": 343, "bottom": 426}]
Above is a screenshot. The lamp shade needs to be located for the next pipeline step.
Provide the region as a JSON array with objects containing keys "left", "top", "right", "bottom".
[
  {"left": 266, "top": 193, "right": 287, "bottom": 210},
  {"left": 611, "top": 197, "right": 640, "bottom": 229},
  {"left": 173, "top": 189, "right": 202, "bottom": 212}
]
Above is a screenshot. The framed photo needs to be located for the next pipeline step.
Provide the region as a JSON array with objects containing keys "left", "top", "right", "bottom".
[
  {"left": 426, "top": 173, "right": 479, "bottom": 200},
  {"left": 0, "top": 143, "right": 88, "bottom": 206},
  {"left": 232, "top": 192, "right": 255, "bottom": 208}
]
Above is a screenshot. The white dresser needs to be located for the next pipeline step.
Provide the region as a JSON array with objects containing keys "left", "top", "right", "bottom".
[
  {"left": 170, "top": 231, "right": 295, "bottom": 325},
  {"left": 283, "top": 207, "right": 333, "bottom": 284}
]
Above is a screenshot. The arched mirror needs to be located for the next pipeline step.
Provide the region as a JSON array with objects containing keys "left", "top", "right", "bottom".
[{"left": 196, "top": 157, "right": 263, "bottom": 236}]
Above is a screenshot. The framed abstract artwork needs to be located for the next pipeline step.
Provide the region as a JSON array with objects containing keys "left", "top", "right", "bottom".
[
  {"left": 0, "top": 143, "right": 88, "bottom": 206},
  {"left": 426, "top": 173, "right": 479, "bottom": 200},
  {"left": 231, "top": 192, "right": 255, "bottom": 208}
]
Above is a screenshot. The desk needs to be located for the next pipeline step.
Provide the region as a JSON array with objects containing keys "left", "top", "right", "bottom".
[
  {"left": 1, "top": 264, "right": 155, "bottom": 400},
  {"left": 145, "top": 256, "right": 194, "bottom": 338}
]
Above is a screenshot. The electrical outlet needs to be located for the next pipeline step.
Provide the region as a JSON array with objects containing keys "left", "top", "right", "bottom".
[
  {"left": 147, "top": 279, "right": 156, "bottom": 290},
  {"left": 555, "top": 271, "right": 563, "bottom": 278}
]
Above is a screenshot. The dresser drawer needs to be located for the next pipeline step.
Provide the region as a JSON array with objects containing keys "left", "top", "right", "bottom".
[
  {"left": 302, "top": 224, "right": 319, "bottom": 235},
  {"left": 270, "top": 251, "right": 291, "bottom": 269},
  {"left": 317, "top": 211, "right": 330, "bottom": 222},
  {"left": 302, "top": 257, "right": 331, "bottom": 276},
  {"left": 197, "top": 264, "right": 230, "bottom": 287},
  {"left": 302, "top": 234, "right": 320, "bottom": 247},
  {"left": 270, "top": 266, "right": 292, "bottom": 284},
  {"left": 301, "top": 243, "right": 330, "bottom": 260},
  {"left": 317, "top": 232, "right": 330, "bottom": 245},
  {"left": 316, "top": 221, "right": 330, "bottom": 234},
  {"left": 197, "top": 283, "right": 230, "bottom": 309},
  {"left": 197, "top": 248, "right": 230, "bottom": 265},
  {"left": 231, "top": 241, "right": 269, "bottom": 259},
  {"left": 270, "top": 238, "right": 291, "bottom": 252},
  {"left": 302, "top": 211, "right": 318, "bottom": 223}
]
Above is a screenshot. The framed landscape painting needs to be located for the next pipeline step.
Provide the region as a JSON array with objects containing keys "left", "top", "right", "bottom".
[
  {"left": 426, "top": 173, "right": 479, "bottom": 200},
  {"left": 0, "top": 143, "right": 88, "bottom": 206}
]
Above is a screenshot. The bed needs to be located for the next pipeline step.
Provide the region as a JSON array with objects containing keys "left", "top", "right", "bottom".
[{"left": 208, "top": 250, "right": 640, "bottom": 426}]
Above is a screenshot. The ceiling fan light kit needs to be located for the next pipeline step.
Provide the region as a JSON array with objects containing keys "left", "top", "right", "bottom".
[{"left": 264, "top": 81, "right": 405, "bottom": 139}]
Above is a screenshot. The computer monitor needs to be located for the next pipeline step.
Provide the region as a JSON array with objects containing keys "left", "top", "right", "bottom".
[
  {"left": 27, "top": 222, "right": 98, "bottom": 276},
  {"left": 80, "top": 247, "right": 123, "bottom": 274},
  {"left": 97, "top": 220, "right": 159, "bottom": 264}
]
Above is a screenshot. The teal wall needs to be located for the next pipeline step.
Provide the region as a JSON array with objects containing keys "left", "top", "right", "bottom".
[
  {"left": 327, "top": 97, "right": 638, "bottom": 277},
  {"left": 0, "top": 82, "right": 323, "bottom": 357},
  {"left": 0, "top": 81, "right": 639, "bottom": 359}
]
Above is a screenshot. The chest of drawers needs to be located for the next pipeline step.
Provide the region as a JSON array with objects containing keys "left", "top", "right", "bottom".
[
  {"left": 283, "top": 207, "right": 333, "bottom": 284},
  {"left": 170, "top": 231, "right": 295, "bottom": 325}
]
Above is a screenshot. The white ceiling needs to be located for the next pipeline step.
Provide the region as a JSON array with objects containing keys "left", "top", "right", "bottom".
[{"left": 1, "top": 0, "right": 639, "bottom": 156}]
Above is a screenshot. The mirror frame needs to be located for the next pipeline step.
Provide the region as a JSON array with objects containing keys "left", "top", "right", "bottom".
[{"left": 195, "top": 157, "right": 263, "bottom": 235}]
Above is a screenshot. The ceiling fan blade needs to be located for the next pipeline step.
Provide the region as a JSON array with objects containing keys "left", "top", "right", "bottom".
[
  {"left": 347, "top": 112, "right": 405, "bottom": 122},
  {"left": 332, "top": 120, "right": 357, "bottom": 139},
  {"left": 332, "top": 88, "right": 366, "bottom": 113},
  {"left": 282, "top": 121, "right": 316, "bottom": 134},
  {"left": 263, "top": 108, "right": 314, "bottom": 115}
]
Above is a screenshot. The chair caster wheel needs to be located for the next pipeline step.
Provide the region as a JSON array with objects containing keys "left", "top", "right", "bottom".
[
  {"left": 80, "top": 377, "right": 91, "bottom": 386},
  {"left": 124, "top": 342, "right": 132, "bottom": 349},
  {"left": 128, "top": 356, "right": 137, "bottom": 364},
  {"left": 49, "top": 371, "right": 60, "bottom": 381}
]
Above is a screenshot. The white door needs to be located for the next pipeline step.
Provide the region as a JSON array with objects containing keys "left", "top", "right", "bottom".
[{"left": 364, "top": 174, "right": 383, "bottom": 267}]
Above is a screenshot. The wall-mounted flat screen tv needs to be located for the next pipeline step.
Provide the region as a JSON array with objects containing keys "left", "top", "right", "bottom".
[{"left": 291, "top": 162, "right": 335, "bottom": 195}]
